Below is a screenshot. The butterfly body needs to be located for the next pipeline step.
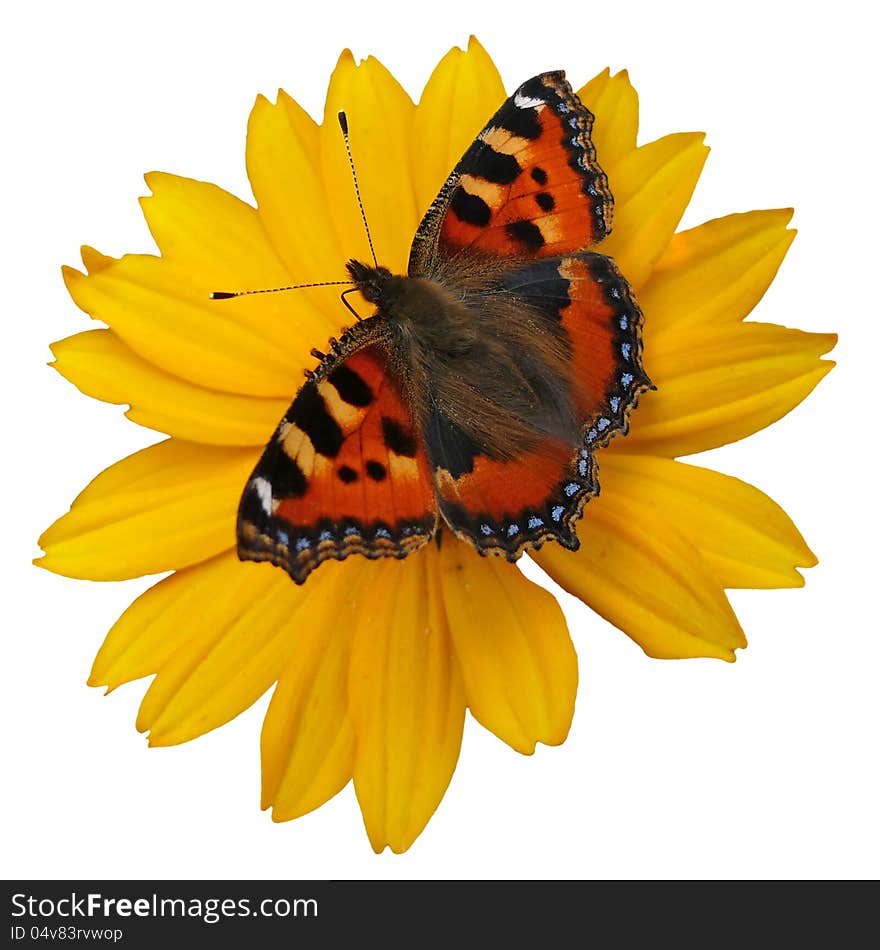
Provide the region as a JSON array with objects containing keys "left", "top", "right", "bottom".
[
  {"left": 237, "top": 71, "right": 651, "bottom": 583},
  {"left": 346, "top": 255, "right": 579, "bottom": 463}
]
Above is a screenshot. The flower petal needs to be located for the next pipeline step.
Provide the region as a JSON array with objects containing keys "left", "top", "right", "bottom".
[
  {"left": 598, "top": 454, "right": 817, "bottom": 588},
  {"left": 638, "top": 209, "right": 797, "bottom": 334},
  {"left": 142, "top": 172, "right": 338, "bottom": 355},
  {"left": 348, "top": 550, "right": 465, "bottom": 853},
  {"left": 246, "top": 89, "right": 346, "bottom": 279},
  {"left": 129, "top": 555, "right": 365, "bottom": 747},
  {"left": 262, "top": 560, "right": 371, "bottom": 821},
  {"left": 412, "top": 36, "right": 506, "bottom": 217},
  {"left": 534, "top": 491, "right": 746, "bottom": 661},
  {"left": 140, "top": 172, "right": 278, "bottom": 279},
  {"left": 597, "top": 132, "right": 709, "bottom": 288},
  {"left": 576, "top": 68, "right": 639, "bottom": 170},
  {"left": 438, "top": 536, "right": 577, "bottom": 754},
  {"left": 36, "top": 440, "right": 256, "bottom": 579},
  {"left": 62, "top": 255, "right": 303, "bottom": 398},
  {"left": 51, "top": 329, "right": 287, "bottom": 445},
  {"left": 80, "top": 245, "right": 115, "bottom": 273},
  {"left": 321, "top": 51, "right": 418, "bottom": 275},
  {"left": 90, "top": 551, "right": 275, "bottom": 689},
  {"left": 623, "top": 322, "right": 837, "bottom": 456}
]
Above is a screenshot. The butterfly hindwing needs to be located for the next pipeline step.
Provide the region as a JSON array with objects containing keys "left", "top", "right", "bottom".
[
  {"left": 237, "top": 318, "right": 438, "bottom": 583},
  {"left": 409, "top": 72, "right": 613, "bottom": 273},
  {"left": 501, "top": 251, "right": 652, "bottom": 429},
  {"left": 431, "top": 429, "right": 597, "bottom": 556},
  {"left": 429, "top": 251, "right": 651, "bottom": 558}
]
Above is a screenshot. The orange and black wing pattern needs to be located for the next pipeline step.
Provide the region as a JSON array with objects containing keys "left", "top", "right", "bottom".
[
  {"left": 409, "top": 72, "right": 613, "bottom": 273},
  {"left": 430, "top": 252, "right": 651, "bottom": 558},
  {"left": 237, "top": 319, "right": 438, "bottom": 583}
]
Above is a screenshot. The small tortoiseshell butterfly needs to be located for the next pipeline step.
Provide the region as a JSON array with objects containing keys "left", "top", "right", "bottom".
[{"left": 234, "top": 72, "right": 651, "bottom": 583}]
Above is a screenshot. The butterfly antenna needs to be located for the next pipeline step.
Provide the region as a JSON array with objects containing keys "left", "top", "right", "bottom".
[
  {"left": 337, "top": 111, "right": 378, "bottom": 268},
  {"left": 209, "top": 279, "right": 352, "bottom": 300}
]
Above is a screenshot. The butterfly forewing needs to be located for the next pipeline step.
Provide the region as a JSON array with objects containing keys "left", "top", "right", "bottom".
[
  {"left": 409, "top": 72, "right": 613, "bottom": 274},
  {"left": 237, "top": 319, "right": 438, "bottom": 584}
]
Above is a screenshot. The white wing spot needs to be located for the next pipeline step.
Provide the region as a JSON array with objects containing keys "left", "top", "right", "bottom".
[
  {"left": 252, "top": 476, "right": 273, "bottom": 515},
  {"left": 514, "top": 92, "right": 544, "bottom": 109}
]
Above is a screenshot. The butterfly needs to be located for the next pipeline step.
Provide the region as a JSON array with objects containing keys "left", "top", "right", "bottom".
[{"left": 235, "top": 71, "right": 651, "bottom": 584}]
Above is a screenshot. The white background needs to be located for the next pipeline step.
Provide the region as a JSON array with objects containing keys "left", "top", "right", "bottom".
[{"left": 3, "top": 0, "right": 877, "bottom": 879}]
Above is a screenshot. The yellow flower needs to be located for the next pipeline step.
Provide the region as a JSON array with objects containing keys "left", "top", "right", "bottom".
[{"left": 37, "top": 38, "right": 835, "bottom": 853}]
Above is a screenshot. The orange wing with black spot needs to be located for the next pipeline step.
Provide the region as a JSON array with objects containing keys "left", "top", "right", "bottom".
[
  {"left": 409, "top": 72, "right": 613, "bottom": 272},
  {"left": 429, "top": 252, "right": 651, "bottom": 558},
  {"left": 237, "top": 318, "right": 438, "bottom": 584}
]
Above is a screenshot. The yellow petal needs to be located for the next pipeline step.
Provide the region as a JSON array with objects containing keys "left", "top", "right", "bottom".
[
  {"left": 535, "top": 492, "right": 746, "bottom": 661},
  {"left": 51, "top": 329, "right": 287, "bottom": 445},
  {"left": 597, "top": 132, "right": 709, "bottom": 287},
  {"left": 90, "top": 551, "right": 277, "bottom": 689},
  {"left": 246, "top": 89, "right": 354, "bottom": 316},
  {"left": 439, "top": 535, "right": 577, "bottom": 754},
  {"left": 80, "top": 245, "right": 115, "bottom": 273},
  {"left": 624, "top": 322, "right": 837, "bottom": 456},
  {"left": 577, "top": 68, "right": 639, "bottom": 170},
  {"left": 321, "top": 51, "right": 417, "bottom": 275},
  {"left": 36, "top": 440, "right": 256, "bottom": 580},
  {"left": 262, "top": 560, "right": 371, "bottom": 821},
  {"left": 412, "top": 36, "right": 506, "bottom": 218},
  {"left": 638, "top": 209, "right": 796, "bottom": 334},
  {"left": 140, "top": 172, "right": 280, "bottom": 278},
  {"left": 131, "top": 555, "right": 366, "bottom": 747},
  {"left": 599, "top": 454, "right": 817, "bottom": 588},
  {"left": 62, "top": 256, "right": 304, "bottom": 398},
  {"left": 349, "top": 550, "right": 465, "bottom": 853},
  {"left": 142, "top": 172, "right": 337, "bottom": 354}
]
